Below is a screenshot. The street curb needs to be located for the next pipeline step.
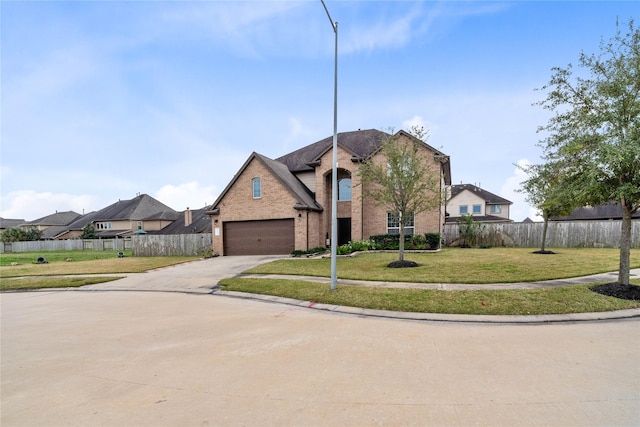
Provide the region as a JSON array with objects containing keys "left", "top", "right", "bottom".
[{"left": 211, "top": 289, "right": 640, "bottom": 324}]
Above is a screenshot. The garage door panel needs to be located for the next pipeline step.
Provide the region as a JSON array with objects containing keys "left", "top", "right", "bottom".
[{"left": 224, "top": 219, "right": 294, "bottom": 255}]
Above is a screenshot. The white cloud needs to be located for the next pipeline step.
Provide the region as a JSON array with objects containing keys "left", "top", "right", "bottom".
[
  {"left": 0, "top": 190, "right": 98, "bottom": 221},
  {"left": 154, "top": 182, "right": 219, "bottom": 211},
  {"left": 500, "top": 159, "right": 543, "bottom": 222}
]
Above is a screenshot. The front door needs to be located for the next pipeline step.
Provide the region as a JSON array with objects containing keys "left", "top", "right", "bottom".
[{"left": 337, "top": 218, "right": 351, "bottom": 246}]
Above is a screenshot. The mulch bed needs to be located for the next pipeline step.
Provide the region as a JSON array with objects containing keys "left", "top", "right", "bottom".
[
  {"left": 387, "top": 260, "right": 419, "bottom": 268},
  {"left": 590, "top": 283, "right": 640, "bottom": 301}
]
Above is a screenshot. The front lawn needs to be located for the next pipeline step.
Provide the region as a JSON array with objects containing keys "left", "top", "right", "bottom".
[
  {"left": 0, "top": 251, "right": 200, "bottom": 278},
  {"left": 246, "top": 248, "right": 640, "bottom": 284}
]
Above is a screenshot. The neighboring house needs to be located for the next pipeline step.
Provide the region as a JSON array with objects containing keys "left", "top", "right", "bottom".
[
  {"left": 148, "top": 207, "right": 212, "bottom": 235},
  {"left": 21, "top": 211, "right": 82, "bottom": 240},
  {"left": 207, "top": 129, "right": 451, "bottom": 256},
  {"left": 0, "top": 218, "right": 26, "bottom": 237},
  {"left": 549, "top": 201, "right": 640, "bottom": 221},
  {"left": 54, "top": 194, "right": 179, "bottom": 239},
  {"left": 446, "top": 183, "right": 512, "bottom": 223}
]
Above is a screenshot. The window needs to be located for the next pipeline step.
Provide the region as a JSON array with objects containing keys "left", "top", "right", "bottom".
[
  {"left": 472, "top": 204, "right": 482, "bottom": 214},
  {"left": 137, "top": 221, "right": 143, "bottom": 230},
  {"left": 459, "top": 205, "right": 468, "bottom": 215},
  {"left": 252, "top": 178, "right": 261, "bottom": 199},
  {"left": 338, "top": 178, "right": 352, "bottom": 201},
  {"left": 387, "top": 211, "right": 415, "bottom": 235},
  {"left": 490, "top": 205, "right": 502, "bottom": 214}
]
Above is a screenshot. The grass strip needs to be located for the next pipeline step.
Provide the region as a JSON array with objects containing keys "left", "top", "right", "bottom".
[
  {"left": 218, "top": 277, "right": 640, "bottom": 315},
  {"left": 1, "top": 276, "right": 124, "bottom": 291},
  {"left": 0, "top": 256, "right": 199, "bottom": 278},
  {"left": 246, "top": 248, "right": 640, "bottom": 284}
]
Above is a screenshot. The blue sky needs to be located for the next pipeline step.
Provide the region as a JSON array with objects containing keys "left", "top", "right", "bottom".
[{"left": 1, "top": 1, "right": 636, "bottom": 221}]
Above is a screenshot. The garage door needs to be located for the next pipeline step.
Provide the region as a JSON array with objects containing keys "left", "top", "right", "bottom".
[{"left": 223, "top": 219, "right": 295, "bottom": 256}]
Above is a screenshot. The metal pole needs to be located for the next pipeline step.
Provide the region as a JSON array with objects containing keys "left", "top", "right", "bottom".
[{"left": 320, "top": 0, "right": 338, "bottom": 290}]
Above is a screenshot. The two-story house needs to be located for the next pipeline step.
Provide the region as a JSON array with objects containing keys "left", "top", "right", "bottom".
[
  {"left": 446, "top": 184, "right": 512, "bottom": 223},
  {"left": 207, "top": 129, "right": 451, "bottom": 256}
]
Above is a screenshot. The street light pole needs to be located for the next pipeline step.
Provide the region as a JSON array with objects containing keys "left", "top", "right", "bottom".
[{"left": 320, "top": 0, "right": 338, "bottom": 291}]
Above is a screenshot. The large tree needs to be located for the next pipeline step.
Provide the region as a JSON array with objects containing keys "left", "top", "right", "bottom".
[
  {"left": 358, "top": 126, "right": 442, "bottom": 265},
  {"left": 518, "top": 160, "right": 577, "bottom": 253},
  {"left": 536, "top": 19, "right": 639, "bottom": 284}
]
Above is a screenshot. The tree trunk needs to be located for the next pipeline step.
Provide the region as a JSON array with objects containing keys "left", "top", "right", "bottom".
[
  {"left": 541, "top": 210, "right": 549, "bottom": 252},
  {"left": 618, "top": 201, "right": 633, "bottom": 285},
  {"left": 399, "top": 217, "right": 405, "bottom": 262}
]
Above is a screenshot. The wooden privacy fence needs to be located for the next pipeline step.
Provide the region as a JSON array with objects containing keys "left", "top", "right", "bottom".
[
  {"left": 132, "top": 234, "right": 212, "bottom": 256},
  {"left": 443, "top": 220, "right": 640, "bottom": 249},
  {"left": 0, "top": 238, "right": 130, "bottom": 253}
]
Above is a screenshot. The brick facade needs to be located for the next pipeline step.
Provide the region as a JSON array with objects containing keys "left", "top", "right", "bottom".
[{"left": 210, "top": 130, "right": 450, "bottom": 255}]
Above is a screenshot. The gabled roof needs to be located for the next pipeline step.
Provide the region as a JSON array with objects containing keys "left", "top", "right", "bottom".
[
  {"left": 25, "top": 211, "right": 81, "bottom": 226},
  {"left": 148, "top": 207, "right": 213, "bottom": 235},
  {"left": 450, "top": 184, "right": 512, "bottom": 205},
  {"left": 550, "top": 202, "right": 640, "bottom": 221},
  {"left": 276, "top": 128, "right": 451, "bottom": 184},
  {"left": 276, "top": 129, "right": 390, "bottom": 172},
  {"left": 211, "top": 152, "right": 323, "bottom": 212},
  {"left": 91, "top": 194, "right": 177, "bottom": 221},
  {"left": 0, "top": 218, "right": 26, "bottom": 229}
]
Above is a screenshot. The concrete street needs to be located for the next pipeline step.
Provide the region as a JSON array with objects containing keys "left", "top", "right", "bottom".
[{"left": 1, "top": 257, "right": 639, "bottom": 426}]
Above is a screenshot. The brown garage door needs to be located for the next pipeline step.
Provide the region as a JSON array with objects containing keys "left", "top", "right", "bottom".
[{"left": 223, "top": 219, "right": 295, "bottom": 256}]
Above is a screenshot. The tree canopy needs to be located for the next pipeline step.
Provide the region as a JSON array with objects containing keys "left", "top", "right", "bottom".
[
  {"left": 535, "top": 19, "right": 639, "bottom": 283},
  {"left": 358, "top": 127, "right": 442, "bottom": 263}
]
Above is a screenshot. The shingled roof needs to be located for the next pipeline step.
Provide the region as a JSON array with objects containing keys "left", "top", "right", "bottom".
[
  {"left": 276, "top": 128, "right": 449, "bottom": 176},
  {"left": 550, "top": 202, "right": 640, "bottom": 221},
  {"left": 91, "top": 194, "right": 177, "bottom": 221},
  {"left": 276, "top": 129, "right": 390, "bottom": 172},
  {"left": 148, "top": 207, "right": 213, "bottom": 235},
  {"left": 26, "top": 211, "right": 81, "bottom": 226},
  {"left": 211, "top": 153, "right": 323, "bottom": 212},
  {"left": 450, "top": 184, "right": 512, "bottom": 205}
]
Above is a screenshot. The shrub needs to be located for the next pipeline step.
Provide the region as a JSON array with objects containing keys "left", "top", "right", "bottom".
[{"left": 424, "top": 232, "right": 441, "bottom": 249}]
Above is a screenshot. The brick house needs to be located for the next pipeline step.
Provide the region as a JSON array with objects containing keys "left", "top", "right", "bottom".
[{"left": 207, "top": 129, "right": 451, "bottom": 256}]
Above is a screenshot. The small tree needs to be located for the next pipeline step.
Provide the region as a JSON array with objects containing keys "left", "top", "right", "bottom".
[
  {"left": 536, "top": 19, "right": 640, "bottom": 284},
  {"left": 80, "top": 222, "right": 98, "bottom": 239},
  {"left": 0, "top": 227, "right": 42, "bottom": 242},
  {"left": 517, "top": 161, "right": 577, "bottom": 253},
  {"left": 456, "top": 214, "right": 484, "bottom": 248},
  {"left": 358, "top": 126, "right": 443, "bottom": 265},
  {"left": 1, "top": 227, "right": 24, "bottom": 242}
]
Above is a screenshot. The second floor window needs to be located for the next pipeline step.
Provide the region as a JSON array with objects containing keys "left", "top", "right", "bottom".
[
  {"left": 472, "top": 204, "right": 482, "bottom": 214},
  {"left": 459, "top": 205, "right": 468, "bottom": 215},
  {"left": 338, "top": 178, "right": 352, "bottom": 201},
  {"left": 490, "top": 205, "right": 502, "bottom": 214},
  {"left": 252, "top": 178, "right": 261, "bottom": 199}
]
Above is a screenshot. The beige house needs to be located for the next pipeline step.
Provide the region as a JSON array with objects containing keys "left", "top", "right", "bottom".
[
  {"left": 446, "top": 184, "right": 512, "bottom": 223},
  {"left": 208, "top": 129, "right": 451, "bottom": 256},
  {"left": 54, "top": 194, "right": 179, "bottom": 239}
]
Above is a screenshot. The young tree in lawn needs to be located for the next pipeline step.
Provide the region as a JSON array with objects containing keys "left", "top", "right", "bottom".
[
  {"left": 517, "top": 161, "right": 577, "bottom": 253},
  {"left": 358, "top": 127, "right": 442, "bottom": 265},
  {"left": 536, "top": 19, "right": 639, "bottom": 284},
  {"left": 80, "top": 222, "right": 98, "bottom": 239}
]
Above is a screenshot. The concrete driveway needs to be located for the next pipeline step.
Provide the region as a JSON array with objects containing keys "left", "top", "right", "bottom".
[{"left": 2, "top": 256, "right": 639, "bottom": 426}]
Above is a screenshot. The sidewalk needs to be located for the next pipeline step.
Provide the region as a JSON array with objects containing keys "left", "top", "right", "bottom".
[
  {"left": 216, "top": 268, "right": 640, "bottom": 324},
  {"left": 76, "top": 259, "right": 640, "bottom": 324}
]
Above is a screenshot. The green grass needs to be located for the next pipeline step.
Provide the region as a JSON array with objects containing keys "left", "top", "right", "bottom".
[
  {"left": 0, "top": 251, "right": 200, "bottom": 278},
  {"left": 0, "top": 250, "right": 133, "bottom": 266},
  {"left": 218, "top": 277, "right": 640, "bottom": 316},
  {"left": 246, "top": 248, "right": 640, "bottom": 284},
  {"left": 1, "top": 276, "right": 124, "bottom": 291}
]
